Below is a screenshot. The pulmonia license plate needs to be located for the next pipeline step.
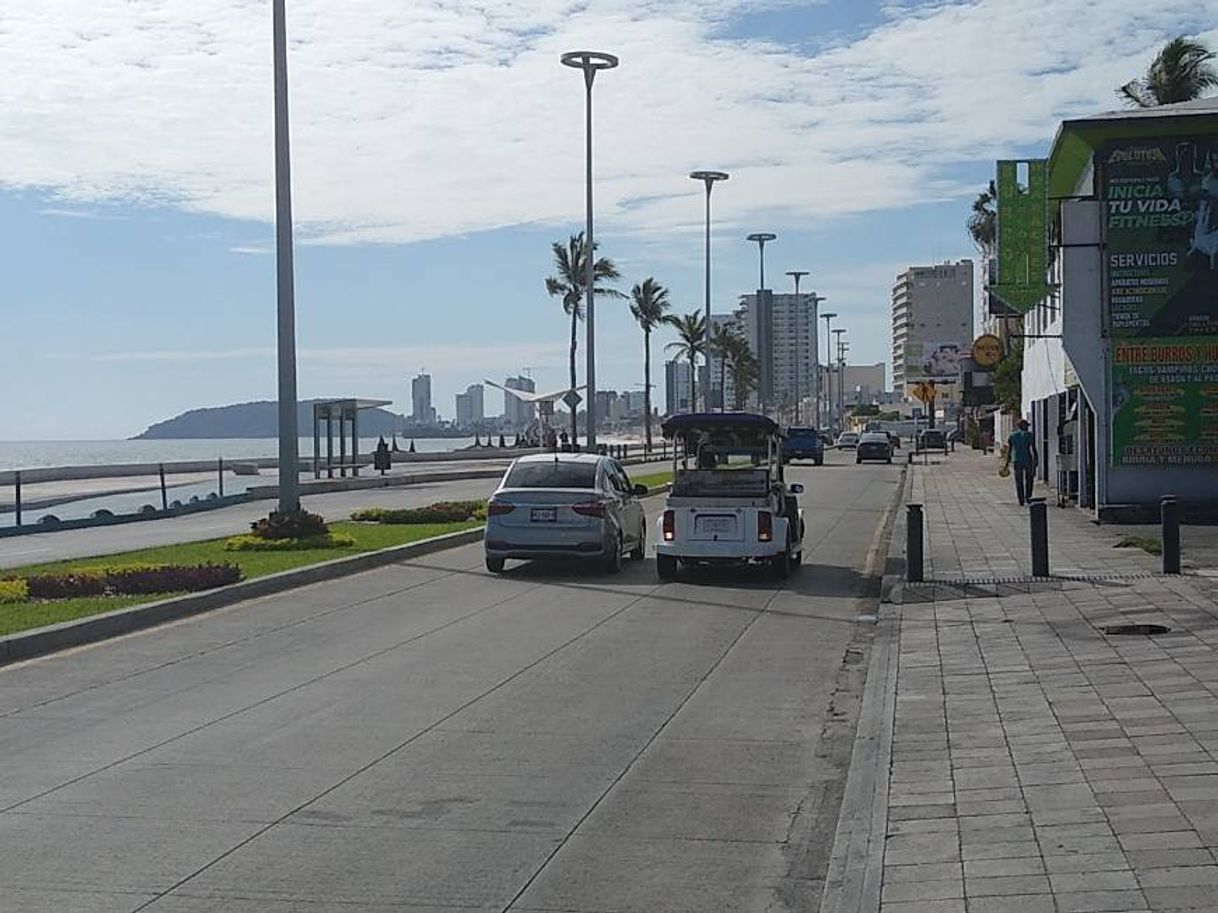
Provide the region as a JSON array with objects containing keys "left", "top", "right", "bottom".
[
  {"left": 531, "top": 507, "right": 557, "bottom": 522},
  {"left": 697, "top": 515, "right": 735, "bottom": 533}
]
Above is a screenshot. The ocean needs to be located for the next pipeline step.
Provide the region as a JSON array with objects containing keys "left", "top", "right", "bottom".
[{"left": 0, "top": 437, "right": 478, "bottom": 472}]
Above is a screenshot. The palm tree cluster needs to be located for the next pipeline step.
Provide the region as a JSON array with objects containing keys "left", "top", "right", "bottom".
[
  {"left": 1119, "top": 36, "right": 1218, "bottom": 108},
  {"left": 546, "top": 233, "right": 763, "bottom": 450}
]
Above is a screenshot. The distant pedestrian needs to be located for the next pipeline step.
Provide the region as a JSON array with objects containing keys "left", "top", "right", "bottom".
[
  {"left": 1006, "top": 419, "right": 1038, "bottom": 505},
  {"left": 559, "top": 429, "right": 570, "bottom": 451}
]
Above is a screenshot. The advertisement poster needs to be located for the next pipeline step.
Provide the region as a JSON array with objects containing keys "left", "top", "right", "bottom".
[
  {"left": 903, "top": 340, "right": 963, "bottom": 382},
  {"left": 1103, "top": 137, "right": 1218, "bottom": 337},
  {"left": 1111, "top": 338, "right": 1218, "bottom": 465},
  {"left": 1103, "top": 137, "right": 1218, "bottom": 464}
]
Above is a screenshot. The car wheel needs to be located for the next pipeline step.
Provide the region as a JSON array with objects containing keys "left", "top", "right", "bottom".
[
  {"left": 485, "top": 555, "right": 505, "bottom": 573},
  {"left": 815, "top": 457, "right": 823, "bottom": 466},
  {"left": 855, "top": 457, "right": 862, "bottom": 464},
  {"left": 887, "top": 457, "right": 893, "bottom": 464},
  {"left": 604, "top": 535, "right": 623, "bottom": 574},
  {"left": 630, "top": 527, "right": 645, "bottom": 561},
  {"left": 657, "top": 553, "right": 678, "bottom": 581}
]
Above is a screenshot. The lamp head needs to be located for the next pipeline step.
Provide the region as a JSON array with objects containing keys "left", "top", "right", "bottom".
[
  {"left": 689, "top": 170, "right": 729, "bottom": 186},
  {"left": 786, "top": 270, "right": 809, "bottom": 280},
  {"left": 561, "top": 50, "right": 620, "bottom": 72},
  {"left": 822, "top": 312, "right": 838, "bottom": 320},
  {"left": 746, "top": 232, "right": 777, "bottom": 244}
]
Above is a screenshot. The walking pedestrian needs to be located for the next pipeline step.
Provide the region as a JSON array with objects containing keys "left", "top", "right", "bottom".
[{"left": 1005, "top": 419, "right": 1038, "bottom": 505}]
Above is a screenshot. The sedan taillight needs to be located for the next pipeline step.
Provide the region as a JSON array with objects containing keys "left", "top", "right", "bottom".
[
  {"left": 572, "top": 501, "right": 607, "bottom": 518},
  {"left": 662, "top": 510, "right": 675, "bottom": 541},
  {"left": 487, "top": 501, "right": 514, "bottom": 516},
  {"left": 757, "top": 511, "right": 773, "bottom": 542}
]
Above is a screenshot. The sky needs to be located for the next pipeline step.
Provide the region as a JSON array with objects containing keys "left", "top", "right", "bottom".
[{"left": 2, "top": 0, "right": 1216, "bottom": 439}]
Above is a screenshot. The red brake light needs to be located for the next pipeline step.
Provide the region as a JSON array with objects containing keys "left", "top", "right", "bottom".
[
  {"left": 572, "top": 501, "right": 607, "bottom": 518},
  {"left": 662, "top": 510, "right": 675, "bottom": 541},
  {"left": 487, "top": 501, "right": 514, "bottom": 516},
  {"left": 757, "top": 511, "right": 773, "bottom": 542}
]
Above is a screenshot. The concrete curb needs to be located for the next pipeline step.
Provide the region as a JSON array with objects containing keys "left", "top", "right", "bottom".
[
  {"left": 0, "top": 526, "right": 487, "bottom": 668},
  {"left": 818, "top": 603, "right": 898, "bottom": 913}
]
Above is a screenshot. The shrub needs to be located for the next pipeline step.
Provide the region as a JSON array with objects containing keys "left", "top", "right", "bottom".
[
  {"left": 351, "top": 500, "right": 483, "bottom": 524},
  {"left": 105, "top": 563, "right": 242, "bottom": 594},
  {"left": 250, "top": 510, "right": 329, "bottom": 540},
  {"left": 23, "top": 564, "right": 243, "bottom": 598},
  {"left": 0, "top": 579, "right": 28, "bottom": 604},
  {"left": 224, "top": 533, "right": 357, "bottom": 552},
  {"left": 25, "top": 572, "right": 106, "bottom": 599}
]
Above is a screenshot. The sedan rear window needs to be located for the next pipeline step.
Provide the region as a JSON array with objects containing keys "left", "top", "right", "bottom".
[{"left": 504, "top": 461, "right": 599, "bottom": 489}]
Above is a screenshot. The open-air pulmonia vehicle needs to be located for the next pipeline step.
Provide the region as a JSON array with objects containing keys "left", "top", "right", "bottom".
[{"left": 655, "top": 412, "right": 805, "bottom": 581}]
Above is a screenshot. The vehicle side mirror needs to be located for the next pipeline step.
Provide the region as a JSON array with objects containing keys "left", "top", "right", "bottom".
[
  {"left": 788, "top": 483, "right": 804, "bottom": 494},
  {"left": 632, "top": 484, "right": 649, "bottom": 497}
]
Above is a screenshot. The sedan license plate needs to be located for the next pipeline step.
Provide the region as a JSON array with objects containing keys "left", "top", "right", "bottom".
[{"left": 530, "top": 507, "right": 558, "bottom": 523}]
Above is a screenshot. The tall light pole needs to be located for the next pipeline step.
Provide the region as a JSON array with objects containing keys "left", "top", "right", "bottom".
[
  {"left": 272, "top": 0, "right": 300, "bottom": 515},
  {"left": 833, "top": 328, "right": 847, "bottom": 428},
  {"left": 561, "top": 50, "right": 618, "bottom": 450},
  {"left": 746, "top": 232, "right": 777, "bottom": 290},
  {"left": 821, "top": 311, "right": 837, "bottom": 431},
  {"left": 690, "top": 171, "right": 729, "bottom": 411},
  {"left": 786, "top": 270, "right": 809, "bottom": 424}
]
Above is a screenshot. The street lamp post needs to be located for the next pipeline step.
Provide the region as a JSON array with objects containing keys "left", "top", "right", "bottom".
[
  {"left": 821, "top": 311, "right": 837, "bottom": 431},
  {"left": 272, "top": 0, "right": 300, "bottom": 515},
  {"left": 746, "top": 233, "right": 777, "bottom": 290},
  {"left": 561, "top": 50, "right": 619, "bottom": 451},
  {"left": 786, "top": 270, "right": 808, "bottom": 424},
  {"left": 833, "top": 328, "right": 847, "bottom": 427},
  {"left": 690, "top": 171, "right": 729, "bottom": 411}
]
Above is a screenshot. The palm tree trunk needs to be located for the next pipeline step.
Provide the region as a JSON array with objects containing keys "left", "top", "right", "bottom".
[
  {"left": 569, "top": 309, "right": 578, "bottom": 445},
  {"left": 643, "top": 329, "right": 652, "bottom": 452},
  {"left": 689, "top": 354, "right": 697, "bottom": 414},
  {"left": 719, "top": 358, "right": 726, "bottom": 413}
]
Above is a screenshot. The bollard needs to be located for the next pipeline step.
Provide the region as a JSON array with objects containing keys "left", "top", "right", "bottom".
[
  {"left": 218, "top": 457, "right": 225, "bottom": 498},
  {"left": 1029, "top": 497, "right": 1049, "bottom": 577},
  {"left": 14, "top": 470, "right": 21, "bottom": 527},
  {"left": 907, "top": 450, "right": 915, "bottom": 465},
  {"left": 159, "top": 463, "right": 168, "bottom": 511},
  {"left": 906, "top": 503, "right": 924, "bottom": 583},
  {"left": 1161, "top": 495, "right": 1181, "bottom": 575}
]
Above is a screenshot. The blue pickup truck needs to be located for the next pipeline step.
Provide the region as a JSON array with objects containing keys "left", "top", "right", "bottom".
[{"left": 782, "top": 426, "right": 825, "bottom": 465}]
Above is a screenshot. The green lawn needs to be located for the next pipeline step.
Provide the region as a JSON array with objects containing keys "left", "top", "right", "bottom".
[
  {"left": 1, "top": 520, "right": 483, "bottom": 638},
  {"left": 630, "top": 469, "right": 673, "bottom": 492}
]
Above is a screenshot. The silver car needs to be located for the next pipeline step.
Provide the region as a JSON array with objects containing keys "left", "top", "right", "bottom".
[{"left": 484, "top": 453, "right": 648, "bottom": 574}]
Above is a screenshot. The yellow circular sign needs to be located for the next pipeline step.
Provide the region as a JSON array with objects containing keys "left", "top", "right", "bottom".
[{"left": 971, "top": 334, "right": 1004, "bottom": 368}]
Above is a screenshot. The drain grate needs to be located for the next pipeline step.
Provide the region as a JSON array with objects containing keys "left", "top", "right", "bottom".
[{"left": 1101, "top": 623, "right": 1172, "bottom": 636}]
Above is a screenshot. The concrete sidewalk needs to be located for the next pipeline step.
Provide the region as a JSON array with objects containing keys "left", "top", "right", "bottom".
[{"left": 823, "top": 449, "right": 1218, "bottom": 913}]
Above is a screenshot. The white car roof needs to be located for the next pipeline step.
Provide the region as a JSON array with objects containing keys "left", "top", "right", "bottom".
[{"left": 511, "top": 452, "right": 605, "bottom": 465}]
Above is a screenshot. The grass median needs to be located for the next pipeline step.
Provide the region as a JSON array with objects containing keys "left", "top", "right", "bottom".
[{"left": 0, "top": 519, "right": 483, "bottom": 638}]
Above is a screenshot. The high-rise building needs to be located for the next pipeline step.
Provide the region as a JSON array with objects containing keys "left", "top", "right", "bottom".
[
  {"left": 503, "top": 375, "right": 535, "bottom": 429},
  {"left": 706, "top": 312, "right": 741, "bottom": 410},
  {"left": 455, "top": 383, "right": 484, "bottom": 428},
  {"left": 736, "top": 292, "right": 820, "bottom": 415},
  {"left": 891, "top": 261, "right": 974, "bottom": 407},
  {"left": 665, "top": 360, "right": 693, "bottom": 415},
  {"left": 621, "top": 390, "right": 648, "bottom": 415},
  {"left": 410, "top": 373, "right": 432, "bottom": 424}
]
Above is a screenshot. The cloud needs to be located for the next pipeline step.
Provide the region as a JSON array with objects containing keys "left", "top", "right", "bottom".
[
  {"left": 228, "top": 244, "right": 271, "bottom": 255},
  {"left": 1, "top": 1, "right": 1214, "bottom": 246}
]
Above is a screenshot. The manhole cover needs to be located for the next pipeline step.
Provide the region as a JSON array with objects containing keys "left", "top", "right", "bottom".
[{"left": 1101, "top": 623, "right": 1171, "bottom": 636}]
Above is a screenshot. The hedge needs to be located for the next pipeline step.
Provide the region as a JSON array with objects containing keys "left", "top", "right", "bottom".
[
  {"left": 22, "top": 563, "right": 242, "bottom": 599},
  {"left": 224, "top": 533, "right": 357, "bottom": 552},
  {"left": 0, "top": 579, "right": 28, "bottom": 604},
  {"left": 250, "top": 510, "right": 329, "bottom": 540},
  {"left": 351, "top": 500, "right": 484, "bottom": 524}
]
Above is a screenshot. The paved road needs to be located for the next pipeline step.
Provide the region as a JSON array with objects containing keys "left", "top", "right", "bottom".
[
  {"left": 0, "top": 455, "right": 901, "bottom": 912},
  {"left": 0, "top": 461, "right": 669, "bottom": 569}
]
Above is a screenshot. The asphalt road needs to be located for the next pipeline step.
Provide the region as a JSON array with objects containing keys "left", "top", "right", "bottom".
[
  {"left": 0, "top": 454, "right": 902, "bottom": 912},
  {"left": 0, "top": 461, "right": 669, "bottom": 569}
]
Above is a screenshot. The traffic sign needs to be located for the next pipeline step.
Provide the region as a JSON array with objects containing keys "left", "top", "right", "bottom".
[
  {"left": 562, "top": 390, "right": 583, "bottom": 411},
  {"left": 971, "top": 334, "right": 1004, "bottom": 368}
]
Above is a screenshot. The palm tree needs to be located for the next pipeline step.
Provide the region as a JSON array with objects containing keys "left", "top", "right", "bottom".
[
  {"left": 628, "top": 277, "right": 671, "bottom": 451},
  {"left": 664, "top": 312, "right": 707, "bottom": 414},
  {"left": 545, "top": 232, "right": 623, "bottom": 443},
  {"left": 967, "top": 180, "right": 997, "bottom": 259},
  {"left": 1119, "top": 36, "right": 1218, "bottom": 107},
  {"left": 724, "top": 335, "right": 760, "bottom": 411},
  {"left": 709, "top": 320, "right": 743, "bottom": 411}
]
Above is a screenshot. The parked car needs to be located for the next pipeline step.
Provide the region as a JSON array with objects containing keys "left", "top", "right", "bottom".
[
  {"left": 856, "top": 432, "right": 893, "bottom": 464},
  {"left": 836, "top": 431, "right": 860, "bottom": 450},
  {"left": 917, "top": 429, "right": 948, "bottom": 453},
  {"left": 484, "top": 453, "right": 648, "bottom": 574},
  {"left": 782, "top": 426, "right": 825, "bottom": 465}
]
